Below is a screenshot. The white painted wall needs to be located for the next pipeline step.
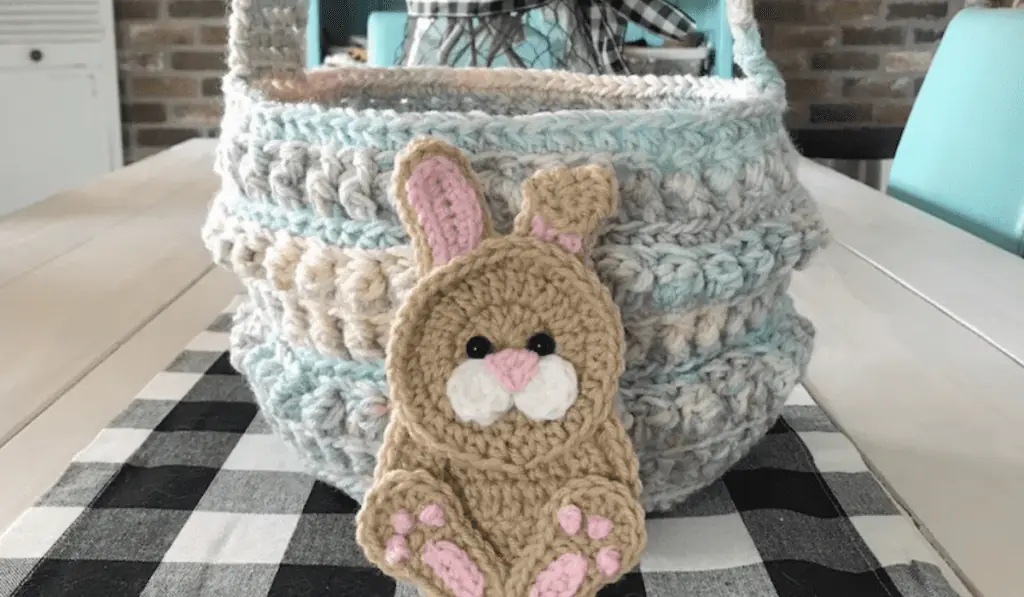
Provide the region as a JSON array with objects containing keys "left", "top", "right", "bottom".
[{"left": 0, "top": 0, "right": 123, "bottom": 217}]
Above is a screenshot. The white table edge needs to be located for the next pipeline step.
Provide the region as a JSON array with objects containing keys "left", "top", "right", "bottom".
[
  {"left": 797, "top": 157, "right": 1024, "bottom": 371},
  {"left": 837, "top": 239, "right": 1024, "bottom": 372}
]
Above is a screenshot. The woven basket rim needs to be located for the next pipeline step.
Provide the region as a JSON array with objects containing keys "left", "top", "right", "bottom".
[{"left": 227, "top": 62, "right": 783, "bottom": 117}]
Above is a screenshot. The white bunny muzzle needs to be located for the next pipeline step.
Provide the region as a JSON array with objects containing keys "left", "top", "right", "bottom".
[{"left": 445, "top": 349, "right": 579, "bottom": 426}]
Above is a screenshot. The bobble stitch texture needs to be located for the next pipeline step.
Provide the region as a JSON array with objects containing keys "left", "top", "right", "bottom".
[{"left": 210, "top": 0, "right": 829, "bottom": 527}]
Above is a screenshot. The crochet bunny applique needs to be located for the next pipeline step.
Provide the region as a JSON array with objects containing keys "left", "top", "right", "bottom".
[{"left": 355, "top": 137, "right": 646, "bottom": 597}]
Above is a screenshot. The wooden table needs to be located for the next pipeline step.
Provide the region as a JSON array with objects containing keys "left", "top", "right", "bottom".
[
  {"left": 0, "top": 139, "right": 241, "bottom": 531},
  {"left": 1, "top": 140, "right": 1021, "bottom": 597},
  {"left": 795, "top": 160, "right": 1024, "bottom": 597}
]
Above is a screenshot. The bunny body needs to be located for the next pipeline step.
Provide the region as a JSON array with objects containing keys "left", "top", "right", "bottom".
[{"left": 356, "top": 138, "right": 647, "bottom": 597}]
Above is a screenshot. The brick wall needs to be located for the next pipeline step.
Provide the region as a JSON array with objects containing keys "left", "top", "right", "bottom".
[
  {"left": 114, "top": 0, "right": 1002, "bottom": 161},
  {"left": 115, "top": 0, "right": 228, "bottom": 163},
  {"left": 757, "top": 0, "right": 961, "bottom": 128}
]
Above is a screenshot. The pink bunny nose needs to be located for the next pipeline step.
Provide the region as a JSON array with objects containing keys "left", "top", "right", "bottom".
[{"left": 484, "top": 349, "right": 540, "bottom": 392}]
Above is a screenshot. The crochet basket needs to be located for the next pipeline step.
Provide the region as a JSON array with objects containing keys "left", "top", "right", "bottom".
[{"left": 203, "top": 0, "right": 829, "bottom": 512}]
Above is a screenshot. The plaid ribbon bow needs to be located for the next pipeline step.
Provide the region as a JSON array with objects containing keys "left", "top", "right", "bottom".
[
  {"left": 404, "top": 0, "right": 700, "bottom": 73},
  {"left": 578, "top": 0, "right": 699, "bottom": 72}
]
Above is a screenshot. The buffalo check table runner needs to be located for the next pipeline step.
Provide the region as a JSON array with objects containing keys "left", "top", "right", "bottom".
[{"left": 0, "top": 302, "right": 964, "bottom": 597}]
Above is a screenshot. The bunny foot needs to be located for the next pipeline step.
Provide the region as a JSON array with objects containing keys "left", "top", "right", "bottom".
[
  {"left": 357, "top": 469, "right": 506, "bottom": 597},
  {"left": 505, "top": 476, "right": 646, "bottom": 597}
]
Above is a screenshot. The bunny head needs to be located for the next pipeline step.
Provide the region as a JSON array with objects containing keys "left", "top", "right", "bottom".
[{"left": 386, "top": 137, "right": 625, "bottom": 471}]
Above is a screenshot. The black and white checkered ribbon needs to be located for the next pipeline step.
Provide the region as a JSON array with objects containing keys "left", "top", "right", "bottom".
[
  {"left": 405, "top": 0, "right": 699, "bottom": 73},
  {"left": 406, "top": 0, "right": 552, "bottom": 16}
]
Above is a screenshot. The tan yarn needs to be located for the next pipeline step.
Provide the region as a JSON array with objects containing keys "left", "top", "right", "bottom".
[
  {"left": 392, "top": 138, "right": 497, "bottom": 277},
  {"left": 514, "top": 164, "right": 618, "bottom": 257},
  {"left": 356, "top": 138, "right": 646, "bottom": 597}
]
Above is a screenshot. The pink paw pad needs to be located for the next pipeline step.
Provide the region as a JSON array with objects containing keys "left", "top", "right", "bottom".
[
  {"left": 595, "top": 547, "right": 621, "bottom": 577},
  {"left": 423, "top": 539, "right": 485, "bottom": 597},
  {"left": 557, "top": 505, "right": 582, "bottom": 536},
  {"left": 385, "top": 535, "right": 410, "bottom": 565},
  {"left": 392, "top": 509, "right": 414, "bottom": 535},
  {"left": 586, "top": 515, "right": 613, "bottom": 540},
  {"left": 419, "top": 503, "right": 446, "bottom": 527},
  {"left": 529, "top": 552, "right": 588, "bottom": 597}
]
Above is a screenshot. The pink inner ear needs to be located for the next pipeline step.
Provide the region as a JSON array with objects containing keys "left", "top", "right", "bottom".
[
  {"left": 406, "top": 156, "right": 485, "bottom": 267},
  {"left": 531, "top": 215, "right": 583, "bottom": 254}
]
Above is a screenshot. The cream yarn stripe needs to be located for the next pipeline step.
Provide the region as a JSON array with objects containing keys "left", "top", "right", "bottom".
[
  {"left": 237, "top": 269, "right": 789, "bottom": 366},
  {"left": 207, "top": 205, "right": 792, "bottom": 365}
]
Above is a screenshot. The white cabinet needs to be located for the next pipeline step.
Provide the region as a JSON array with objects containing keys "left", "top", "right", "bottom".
[{"left": 0, "top": 0, "right": 122, "bottom": 217}]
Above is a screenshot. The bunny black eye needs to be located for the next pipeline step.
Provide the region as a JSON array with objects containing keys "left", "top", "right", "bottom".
[
  {"left": 465, "top": 336, "right": 493, "bottom": 359},
  {"left": 527, "top": 332, "right": 556, "bottom": 356}
]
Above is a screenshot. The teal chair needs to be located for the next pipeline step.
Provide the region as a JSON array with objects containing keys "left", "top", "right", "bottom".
[{"left": 887, "top": 8, "right": 1024, "bottom": 255}]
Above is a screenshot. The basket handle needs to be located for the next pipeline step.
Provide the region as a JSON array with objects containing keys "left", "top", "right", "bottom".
[
  {"left": 724, "top": 0, "right": 784, "bottom": 93},
  {"left": 226, "top": 0, "right": 782, "bottom": 92},
  {"left": 228, "top": 0, "right": 308, "bottom": 83}
]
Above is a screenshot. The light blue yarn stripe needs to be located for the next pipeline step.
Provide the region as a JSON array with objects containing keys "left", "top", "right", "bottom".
[
  {"left": 244, "top": 108, "right": 785, "bottom": 154},
  {"left": 595, "top": 221, "right": 824, "bottom": 312},
  {"left": 235, "top": 139, "right": 786, "bottom": 176},
  {"left": 225, "top": 199, "right": 408, "bottom": 249}
]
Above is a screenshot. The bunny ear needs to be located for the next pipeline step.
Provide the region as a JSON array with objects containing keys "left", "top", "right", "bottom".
[
  {"left": 393, "top": 137, "right": 495, "bottom": 275},
  {"left": 513, "top": 165, "right": 618, "bottom": 256}
]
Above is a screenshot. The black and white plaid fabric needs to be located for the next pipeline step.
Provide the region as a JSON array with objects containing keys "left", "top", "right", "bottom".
[
  {"left": 404, "top": 0, "right": 698, "bottom": 73},
  {"left": 578, "top": 0, "right": 700, "bottom": 72},
  {"left": 0, "top": 301, "right": 964, "bottom": 597},
  {"left": 406, "top": 0, "right": 552, "bottom": 17}
]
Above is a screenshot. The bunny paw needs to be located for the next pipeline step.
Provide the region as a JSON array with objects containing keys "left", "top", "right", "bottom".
[
  {"left": 506, "top": 477, "right": 646, "bottom": 597},
  {"left": 356, "top": 470, "right": 505, "bottom": 597}
]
